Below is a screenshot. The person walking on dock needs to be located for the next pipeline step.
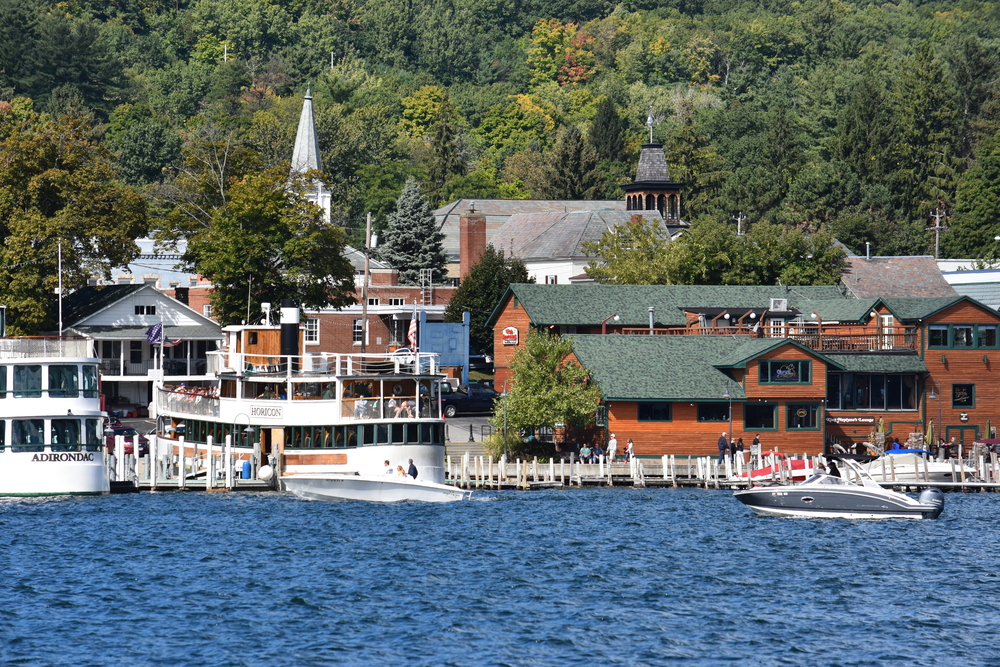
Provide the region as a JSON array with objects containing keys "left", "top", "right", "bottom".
[
  {"left": 625, "top": 438, "right": 634, "bottom": 462},
  {"left": 608, "top": 433, "right": 618, "bottom": 463},
  {"left": 718, "top": 432, "right": 729, "bottom": 463}
]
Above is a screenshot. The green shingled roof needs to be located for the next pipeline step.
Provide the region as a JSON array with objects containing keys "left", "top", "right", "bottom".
[
  {"left": 802, "top": 299, "right": 880, "bottom": 323},
  {"left": 830, "top": 354, "right": 928, "bottom": 373},
  {"left": 880, "top": 296, "right": 975, "bottom": 321},
  {"left": 495, "top": 283, "right": 847, "bottom": 328},
  {"left": 570, "top": 334, "right": 757, "bottom": 401}
]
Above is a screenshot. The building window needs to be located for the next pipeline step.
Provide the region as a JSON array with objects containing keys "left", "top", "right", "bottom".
[
  {"left": 389, "top": 298, "right": 405, "bottom": 306},
  {"left": 558, "top": 326, "right": 578, "bottom": 335},
  {"left": 953, "top": 325, "right": 974, "bottom": 347},
  {"left": 697, "top": 403, "right": 729, "bottom": 422},
  {"left": 758, "top": 360, "right": 810, "bottom": 384},
  {"left": 978, "top": 325, "right": 997, "bottom": 348},
  {"left": 787, "top": 404, "right": 819, "bottom": 429},
  {"left": 353, "top": 319, "right": 364, "bottom": 344},
  {"left": 129, "top": 341, "right": 142, "bottom": 364},
  {"left": 134, "top": 305, "right": 156, "bottom": 315},
  {"left": 545, "top": 275, "right": 557, "bottom": 284},
  {"left": 638, "top": 402, "right": 672, "bottom": 421},
  {"left": 952, "top": 383, "right": 975, "bottom": 408},
  {"left": 248, "top": 332, "right": 258, "bottom": 346},
  {"left": 203, "top": 304, "right": 213, "bottom": 317},
  {"left": 928, "top": 325, "right": 949, "bottom": 347},
  {"left": 827, "top": 373, "right": 917, "bottom": 410},
  {"left": 304, "top": 318, "right": 319, "bottom": 344},
  {"left": 744, "top": 404, "right": 776, "bottom": 430},
  {"left": 368, "top": 298, "right": 380, "bottom": 306}
]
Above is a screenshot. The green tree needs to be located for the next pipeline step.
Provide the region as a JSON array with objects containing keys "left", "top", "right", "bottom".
[
  {"left": 444, "top": 244, "right": 532, "bottom": 356},
  {"left": 427, "top": 114, "right": 467, "bottom": 205},
  {"left": 494, "top": 329, "right": 602, "bottom": 443},
  {"left": 945, "top": 129, "right": 1000, "bottom": 259},
  {"left": 184, "top": 166, "right": 355, "bottom": 325},
  {"left": 541, "top": 125, "right": 604, "bottom": 199},
  {"left": 589, "top": 96, "right": 626, "bottom": 163},
  {"left": 106, "top": 104, "right": 182, "bottom": 185},
  {"left": 582, "top": 214, "right": 673, "bottom": 284},
  {"left": 0, "top": 101, "right": 147, "bottom": 333},
  {"left": 379, "top": 180, "right": 448, "bottom": 285}
]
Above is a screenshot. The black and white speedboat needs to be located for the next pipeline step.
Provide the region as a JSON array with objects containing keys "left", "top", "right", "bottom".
[{"left": 734, "top": 459, "right": 944, "bottom": 520}]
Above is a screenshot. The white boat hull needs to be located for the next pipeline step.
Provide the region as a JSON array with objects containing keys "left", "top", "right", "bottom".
[
  {"left": 283, "top": 474, "right": 470, "bottom": 503},
  {"left": 862, "top": 455, "right": 975, "bottom": 483},
  {"left": 0, "top": 451, "right": 110, "bottom": 497}
]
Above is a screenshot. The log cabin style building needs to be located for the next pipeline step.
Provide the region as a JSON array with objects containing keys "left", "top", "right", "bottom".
[{"left": 489, "top": 284, "right": 1000, "bottom": 457}]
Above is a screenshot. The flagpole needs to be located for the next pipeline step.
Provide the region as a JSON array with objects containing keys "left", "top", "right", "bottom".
[{"left": 160, "top": 315, "right": 164, "bottom": 371}]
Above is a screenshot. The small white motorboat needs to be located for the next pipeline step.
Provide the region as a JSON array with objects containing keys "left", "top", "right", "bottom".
[
  {"left": 283, "top": 473, "right": 471, "bottom": 503},
  {"left": 734, "top": 459, "right": 944, "bottom": 520},
  {"left": 860, "top": 448, "right": 976, "bottom": 483}
]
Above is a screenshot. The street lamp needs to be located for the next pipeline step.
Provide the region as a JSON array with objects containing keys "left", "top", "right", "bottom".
[
  {"left": 502, "top": 380, "right": 509, "bottom": 463},
  {"left": 601, "top": 313, "right": 620, "bottom": 335},
  {"left": 232, "top": 412, "right": 257, "bottom": 477},
  {"left": 929, "top": 381, "right": 941, "bottom": 452}
]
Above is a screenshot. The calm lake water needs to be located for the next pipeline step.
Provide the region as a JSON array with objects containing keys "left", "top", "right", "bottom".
[{"left": 3, "top": 488, "right": 1000, "bottom": 666}]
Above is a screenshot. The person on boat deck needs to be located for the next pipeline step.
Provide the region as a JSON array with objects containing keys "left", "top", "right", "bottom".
[
  {"left": 718, "top": 432, "right": 729, "bottom": 463},
  {"left": 396, "top": 465, "right": 407, "bottom": 476},
  {"left": 828, "top": 461, "right": 841, "bottom": 478},
  {"left": 384, "top": 460, "right": 393, "bottom": 475},
  {"left": 322, "top": 385, "right": 334, "bottom": 400},
  {"left": 260, "top": 386, "right": 272, "bottom": 399},
  {"left": 407, "top": 459, "right": 418, "bottom": 479}
]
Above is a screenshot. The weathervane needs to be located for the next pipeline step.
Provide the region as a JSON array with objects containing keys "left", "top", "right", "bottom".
[{"left": 647, "top": 105, "right": 654, "bottom": 143}]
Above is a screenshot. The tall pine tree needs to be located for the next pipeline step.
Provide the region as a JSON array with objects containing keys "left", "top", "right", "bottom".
[
  {"left": 542, "top": 125, "right": 604, "bottom": 200},
  {"left": 380, "top": 180, "right": 448, "bottom": 285},
  {"left": 589, "top": 97, "right": 626, "bottom": 163}
]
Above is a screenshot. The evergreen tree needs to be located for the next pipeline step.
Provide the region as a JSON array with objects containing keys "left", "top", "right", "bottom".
[
  {"left": 444, "top": 244, "right": 532, "bottom": 356},
  {"left": 542, "top": 125, "right": 604, "bottom": 200},
  {"left": 944, "top": 129, "right": 1000, "bottom": 259},
  {"left": 427, "top": 112, "right": 466, "bottom": 205},
  {"left": 380, "top": 180, "right": 448, "bottom": 285},
  {"left": 589, "top": 97, "right": 625, "bottom": 163}
]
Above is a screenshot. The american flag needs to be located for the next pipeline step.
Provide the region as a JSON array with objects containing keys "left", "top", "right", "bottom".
[
  {"left": 163, "top": 336, "right": 183, "bottom": 348},
  {"left": 145, "top": 323, "right": 162, "bottom": 345},
  {"left": 407, "top": 304, "right": 418, "bottom": 349}
]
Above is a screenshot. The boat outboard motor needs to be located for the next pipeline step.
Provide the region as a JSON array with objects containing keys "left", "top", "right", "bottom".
[{"left": 918, "top": 487, "right": 945, "bottom": 519}]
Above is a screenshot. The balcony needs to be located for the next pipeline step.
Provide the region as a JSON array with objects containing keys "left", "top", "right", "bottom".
[
  {"left": 620, "top": 325, "right": 918, "bottom": 353},
  {"left": 100, "top": 358, "right": 213, "bottom": 378}
]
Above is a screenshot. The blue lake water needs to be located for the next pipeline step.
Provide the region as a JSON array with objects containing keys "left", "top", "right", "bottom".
[{"left": 3, "top": 488, "right": 1000, "bottom": 666}]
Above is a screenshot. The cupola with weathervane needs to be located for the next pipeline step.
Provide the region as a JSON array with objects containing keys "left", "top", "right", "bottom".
[{"left": 622, "top": 108, "right": 683, "bottom": 222}]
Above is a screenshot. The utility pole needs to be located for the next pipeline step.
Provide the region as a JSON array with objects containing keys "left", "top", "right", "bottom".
[
  {"left": 361, "top": 212, "right": 371, "bottom": 353},
  {"left": 927, "top": 207, "right": 947, "bottom": 259},
  {"left": 733, "top": 211, "right": 746, "bottom": 237}
]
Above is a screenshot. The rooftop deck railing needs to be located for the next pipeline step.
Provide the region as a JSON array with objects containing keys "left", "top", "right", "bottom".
[
  {"left": 620, "top": 325, "right": 918, "bottom": 352},
  {"left": 157, "top": 387, "right": 221, "bottom": 418},
  {"left": 0, "top": 337, "right": 95, "bottom": 359},
  {"left": 214, "top": 351, "right": 440, "bottom": 378}
]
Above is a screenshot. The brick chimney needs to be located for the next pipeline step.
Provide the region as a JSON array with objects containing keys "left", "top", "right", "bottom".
[{"left": 459, "top": 208, "right": 487, "bottom": 280}]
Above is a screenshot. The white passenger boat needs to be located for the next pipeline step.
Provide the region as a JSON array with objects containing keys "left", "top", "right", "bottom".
[
  {"left": 0, "top": 337, "right": 110, "bottom": 497},
  {"left": 153, "top": 311, "right": 465, "bottom": 502}
]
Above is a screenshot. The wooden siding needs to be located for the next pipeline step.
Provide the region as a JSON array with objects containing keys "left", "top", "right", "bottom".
[{"left": 493, "top": 296, "right": 533, "bottom": 388}]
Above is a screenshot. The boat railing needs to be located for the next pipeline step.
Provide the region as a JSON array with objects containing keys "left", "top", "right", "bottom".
[
  {"left": 156, "top": 386, "right": 221, "bottom": 418},
  {"left": 0, "top": 337, "right": 95, "bottom": 359},
  {"left": 213, "top": 350, "right": 440, "bottom": 378},
  {"left": 341, "top": 395, "right": 438, "bottom": 421}
]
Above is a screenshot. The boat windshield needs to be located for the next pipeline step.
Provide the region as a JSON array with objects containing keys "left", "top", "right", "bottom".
[{"left": 802, "top": 474, "right": 848, "bottom": 485}]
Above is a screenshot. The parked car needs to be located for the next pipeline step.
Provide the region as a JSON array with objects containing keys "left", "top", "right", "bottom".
[
  {"left": 439, "top": 383, "right": 499, "bottom": 417},
  {"left": 105, "top": 427, "right": 149, "bottom": 456}
]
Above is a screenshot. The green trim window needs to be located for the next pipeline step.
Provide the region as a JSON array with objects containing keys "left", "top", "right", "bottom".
[
  {"left": 744, "top": 403, "right": 777, "bottom": 430},
  {"left": 952, "top": 383, "right": 975, "bottom": 408},
  {"left": 638, "top": 402, "right": 672, "bottom": 421},
  {"left": 697, "top": 403, "right": 729, "bottom": 422},
  {"left": 827, "top": 373, "right": 918, "bottom": 411},
  {"left": 928, "top": 323, "right": 999, "bottom": 349},
  {"left": 759, "top": 359, "right": 811, "bottom": 384},
  {"left": 48, "top": 365, "right": 80, "bottom": 398},
  {"left": 51, "top": 419, "right": 81, "bottom": 452},
  {"left": 0, "top": 365, "right": 5, "bottom": 398},
  {"left": 83, "top": 365, "right": 99, "bottom": 398},
  {"left": 13, "top": 365, "right": 41, "bottom": 398},
  {"left": 787, "top": 404, "right": 820, "bottom": 429}
]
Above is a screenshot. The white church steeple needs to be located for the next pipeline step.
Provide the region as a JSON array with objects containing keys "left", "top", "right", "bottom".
[{"left": 291, "top": 86, "right": 331, "bottom": 222}]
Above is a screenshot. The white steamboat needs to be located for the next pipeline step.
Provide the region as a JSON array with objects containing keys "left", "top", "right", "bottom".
[
  {"left": 153, "top": 315, "right": 462, "bottom": 501},
  {"left": 0, "top": 337, "right": 110, "bottom": 497}
]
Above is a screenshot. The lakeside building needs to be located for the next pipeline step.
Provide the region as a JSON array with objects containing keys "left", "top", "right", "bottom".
[{"left": 488, "top": 283, "right": 1000, "bottom": 458}]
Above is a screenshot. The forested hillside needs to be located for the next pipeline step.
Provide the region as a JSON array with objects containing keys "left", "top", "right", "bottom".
[{"left": 2, "top": 0, "right": 1000, "bottom": 260}]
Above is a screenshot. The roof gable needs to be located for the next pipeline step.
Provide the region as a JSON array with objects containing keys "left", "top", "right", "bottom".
[{"left": 64, "top": 284, "right": 218, "bottom": 329}]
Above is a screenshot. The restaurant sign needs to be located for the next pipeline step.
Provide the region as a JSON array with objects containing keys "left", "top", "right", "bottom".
[
  {"left": 502, "top": 326, "right": 519, "bottom": 346},
  {"left": 825, "top": 416, "right": 876, "bottom": 424}
]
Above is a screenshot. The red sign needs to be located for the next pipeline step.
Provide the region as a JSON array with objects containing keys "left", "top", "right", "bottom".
[{"left": 502, "top": 326, "right": 519, "bottom": 346}]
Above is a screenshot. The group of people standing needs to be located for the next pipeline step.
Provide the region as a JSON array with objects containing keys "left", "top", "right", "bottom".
[
  {"left": 578, "top": 434, "right": 635, "bottom": 463},
  {"left": 717, "top": 432, "right": 757, "bottom": 463}
]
